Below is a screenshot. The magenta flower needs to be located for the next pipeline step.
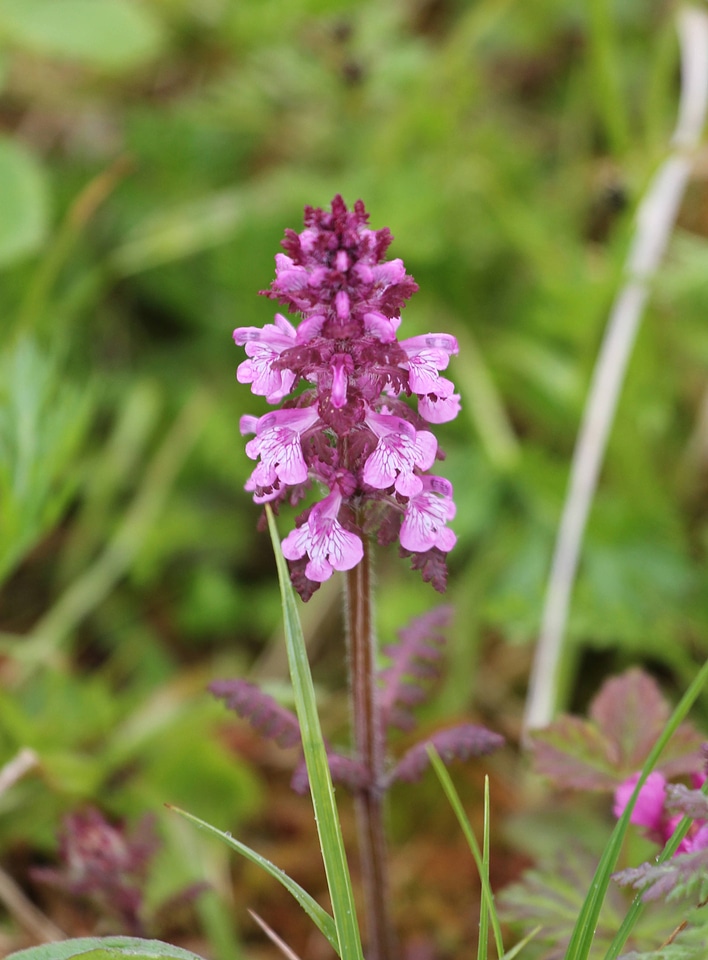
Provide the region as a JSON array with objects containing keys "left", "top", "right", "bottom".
[
  {"left": 400, "top": 476, "right": 457, "bottom": 553},
  {"left": 234, "top": 196, "right": 460, "bottom": 597},
  {"left": 281, "top": 487, "right": 364, "bottom": 581},
  {"left": 613, "top": 772, "right": 667, "bottom": 839},
  {"left": 614, "top": 771, "right": 708, "bottom": 854}
]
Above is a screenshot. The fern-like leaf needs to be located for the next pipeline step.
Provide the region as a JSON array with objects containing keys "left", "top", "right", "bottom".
[
  {"left": 390, "top": 724, "right": 504, "bottom": 784},
  {"left": 614, "top": 850, "right": 708, "bottom": 903},
  {"left": 379, "top": 606, "right": 452, "bottom": 732},
  {"left": 290, "top": 753, "right": 370, "bottom": 795},
  {"left": 210, "top": 679, "right": 301, "bottom": 748}
]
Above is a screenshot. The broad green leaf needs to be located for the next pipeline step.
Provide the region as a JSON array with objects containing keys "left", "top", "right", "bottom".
[
  {"left": 0, "top": 339, "right": 91, "bottom": 586},
  {"left": 266, "top": 506, "right": 364, "bottom": 960},
  {"left": 0, "top": 0, "right": 163, "bottom": 69},
  {"left": 6, "top": 937, "right": 207, "bottom": 960},
  {"left": 168, "top": 805, "right": 339, "bottom": 953},
  {"left": 0, "top": 137, "right": 48, "bottom": 266}
]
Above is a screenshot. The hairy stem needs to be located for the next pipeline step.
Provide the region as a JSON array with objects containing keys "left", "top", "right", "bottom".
[{"left": 346, "top": 535, "right": 396, "bottom": 960}]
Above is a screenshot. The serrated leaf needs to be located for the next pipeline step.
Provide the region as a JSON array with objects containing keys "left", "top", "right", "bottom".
[
  {"left": 5, "top": 937, "right": 207, "bottom": 960},
  {"left": 392, "top": 724, "right": 504, "bottom": 784},
  {"left": 529, "top": 715, "right": 618, "bottom": 790},
  {"left": 210, "top": 678, "right": 301, "bottom": 748},
  {"left": 379, "top": 606, "right": 451, "bottom": 732},
  {"left": 0, "top": 136, "right": 48, "bottom": 266},
  {"left": 529, "top": 670, "right": 705, "bottom": 791},
  {"left": 0, "top": 0, "right": 163, "bottom": 69},
  {"left": 591, "top": 670, "right": 670, "bottom": 769}
]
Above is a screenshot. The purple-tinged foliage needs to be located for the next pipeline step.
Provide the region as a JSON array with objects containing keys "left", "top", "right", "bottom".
[
  {"left": 291, "top": 753, "right": 370, "bottom": 795},
  {"left": 378, "top": 606, "right": 452, "bottom": 732},
  {"left": 31, "top": 809, "right": 162, "bottom": 936},
  {"left": 529, "top": 669, "right": 704, "bottom": 791},
  {"left": 666, "top": 782, "right": 708, "bottom": 822},
  {"left": 391, "top": 725, "right": 505, "bottom": 784},
  {"left": 614, "top": 849, "right": 708, "bottom": 903},
  {"left": 212, "top": 605, "right": 503, "bottom": 799},
  {"left": 234, "top": 196, "right": 460, "bottom": 600},
  {"left": 209, "top": 678, "right": 301, "bottom": 749}
]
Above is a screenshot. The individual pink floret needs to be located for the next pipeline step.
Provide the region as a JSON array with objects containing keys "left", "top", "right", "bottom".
[
  {"left": 281, "top": 488, "right": 364, "bottom": 582},
  {"left": 363, "top": 411, "right": 437, "bottom": 497},
  {"left": 418, "top": 390, "right": 462, "bottom": 424},
  {"left": 244, "top": 406, "right": 320, "bottom": 488},
  {"left": 400, "top": 476, "right": 457, "bottom": 553},
  {"left": 234, "top": 314, "right": 297, "bottom": 402}
]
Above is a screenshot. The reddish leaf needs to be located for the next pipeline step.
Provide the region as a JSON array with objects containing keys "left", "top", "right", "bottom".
[
  {"left": 589, "top": 669, "right": 669, "bottom": 770},
  {"left": 391, "top": 724, "right": 504, "bottom": 784},
  {"left": 210, "top": 679, "right": 301, "bottom": 749},
  {"left": 529, "top": 716, "right": 618, "bottom": 790},
  {"left": 530, "top": 669, "right": 705, "bottom": 791}
]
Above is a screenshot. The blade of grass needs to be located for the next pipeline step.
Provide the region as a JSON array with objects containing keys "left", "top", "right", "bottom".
[
  {"left": 428, "top": 748, "right": 505, "bottom": 959},
  {"left": 167, "top": 806, "right": 338, "bottom": 953},
  {"left": 499, "top": 927, "right": 542, "bottom": 960},
  {"left": 265, "top": 505, "right": 364, "bottom": 960},
  {"left": 564, "top": 654, "right": 708, "bottom": 960},
  {"left": 477, "top": 775, "right": 491, "bottom": 960}
]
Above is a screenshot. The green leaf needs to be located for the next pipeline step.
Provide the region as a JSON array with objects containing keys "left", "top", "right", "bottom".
[
  {"left": 0, "top": 137, "right": 48, "bottom": 266},
  {"left": 0, "top": 0, "right": 163, "bottom": 69},
  {"left": 168, "top": 805, "right": 338, "bottom": 952},
  {"left": 266, "top": 505, "right": 364, "bottom": 960},
  {"left": 6, "top": 937, "right": 207, "bottom": 960},
  {"left": 0, "top": 338, "right": 91, "bottom": 585}
]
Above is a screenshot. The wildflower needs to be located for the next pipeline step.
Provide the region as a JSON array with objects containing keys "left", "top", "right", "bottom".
[
  {"left": 613, "top": 771, "right": 708, "bottom": 854},
  {"left": 234, "top": 196, "right": 460, "bottom": 597}
]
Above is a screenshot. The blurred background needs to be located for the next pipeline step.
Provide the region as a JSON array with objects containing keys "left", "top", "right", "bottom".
[{"left": 2, "top": 0, "right": 708, "bottom": 956}]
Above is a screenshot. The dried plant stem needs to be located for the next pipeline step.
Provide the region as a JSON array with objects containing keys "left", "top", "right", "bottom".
[
  {"left": 345, "top": 533, "right": 396, "bottom": 960},
  {"left": 524, "top": 5, "right": 708, "bottom": 734}
]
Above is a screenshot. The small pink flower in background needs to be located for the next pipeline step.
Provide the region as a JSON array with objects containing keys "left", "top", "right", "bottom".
[
  {"left": 233, "top": 196, "right": 460, "bottom": 598},
  {"left": 613, "top": 772, "right": 666, "bottom": 839},
  {"left": 614, "top": 770, "right": 708, "bottom": 854}
]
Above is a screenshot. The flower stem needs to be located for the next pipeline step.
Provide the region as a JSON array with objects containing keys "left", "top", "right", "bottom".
[{"left": 345, "top": 533, "right": 397, "bottom": 960}]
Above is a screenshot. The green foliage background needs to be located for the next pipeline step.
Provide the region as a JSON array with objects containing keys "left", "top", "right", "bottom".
[{"left": 2, "top": 0, "right": 708, "bottom": 955}]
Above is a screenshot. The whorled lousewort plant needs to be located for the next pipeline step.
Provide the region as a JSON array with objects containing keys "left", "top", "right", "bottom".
[
  {"left": 235, "top": 193, "right": 460, "bottom": 600},
  {"left": 216, "top": 196, "right": 503, "bottom": 960}
]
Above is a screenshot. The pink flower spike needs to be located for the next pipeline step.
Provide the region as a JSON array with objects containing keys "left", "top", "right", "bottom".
[
  {"left": 613, "top": 772, "right": 667, "bottom": 833},
  {"left": 281, "top": 489, "right": 364, "bottom": 581},
  {"left": 400, "top": 476, "right": 457, "bottom": 553},
  {"left": 363, "top": 412, "right": 436, "bottom": 496},
  {"left": 245, "top": 406, "right": 319, "bottom": 487}
]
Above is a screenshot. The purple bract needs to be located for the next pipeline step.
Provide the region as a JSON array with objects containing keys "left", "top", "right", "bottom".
[{"left": 234, "top": 196, "right": 460, "bottom": 598}]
